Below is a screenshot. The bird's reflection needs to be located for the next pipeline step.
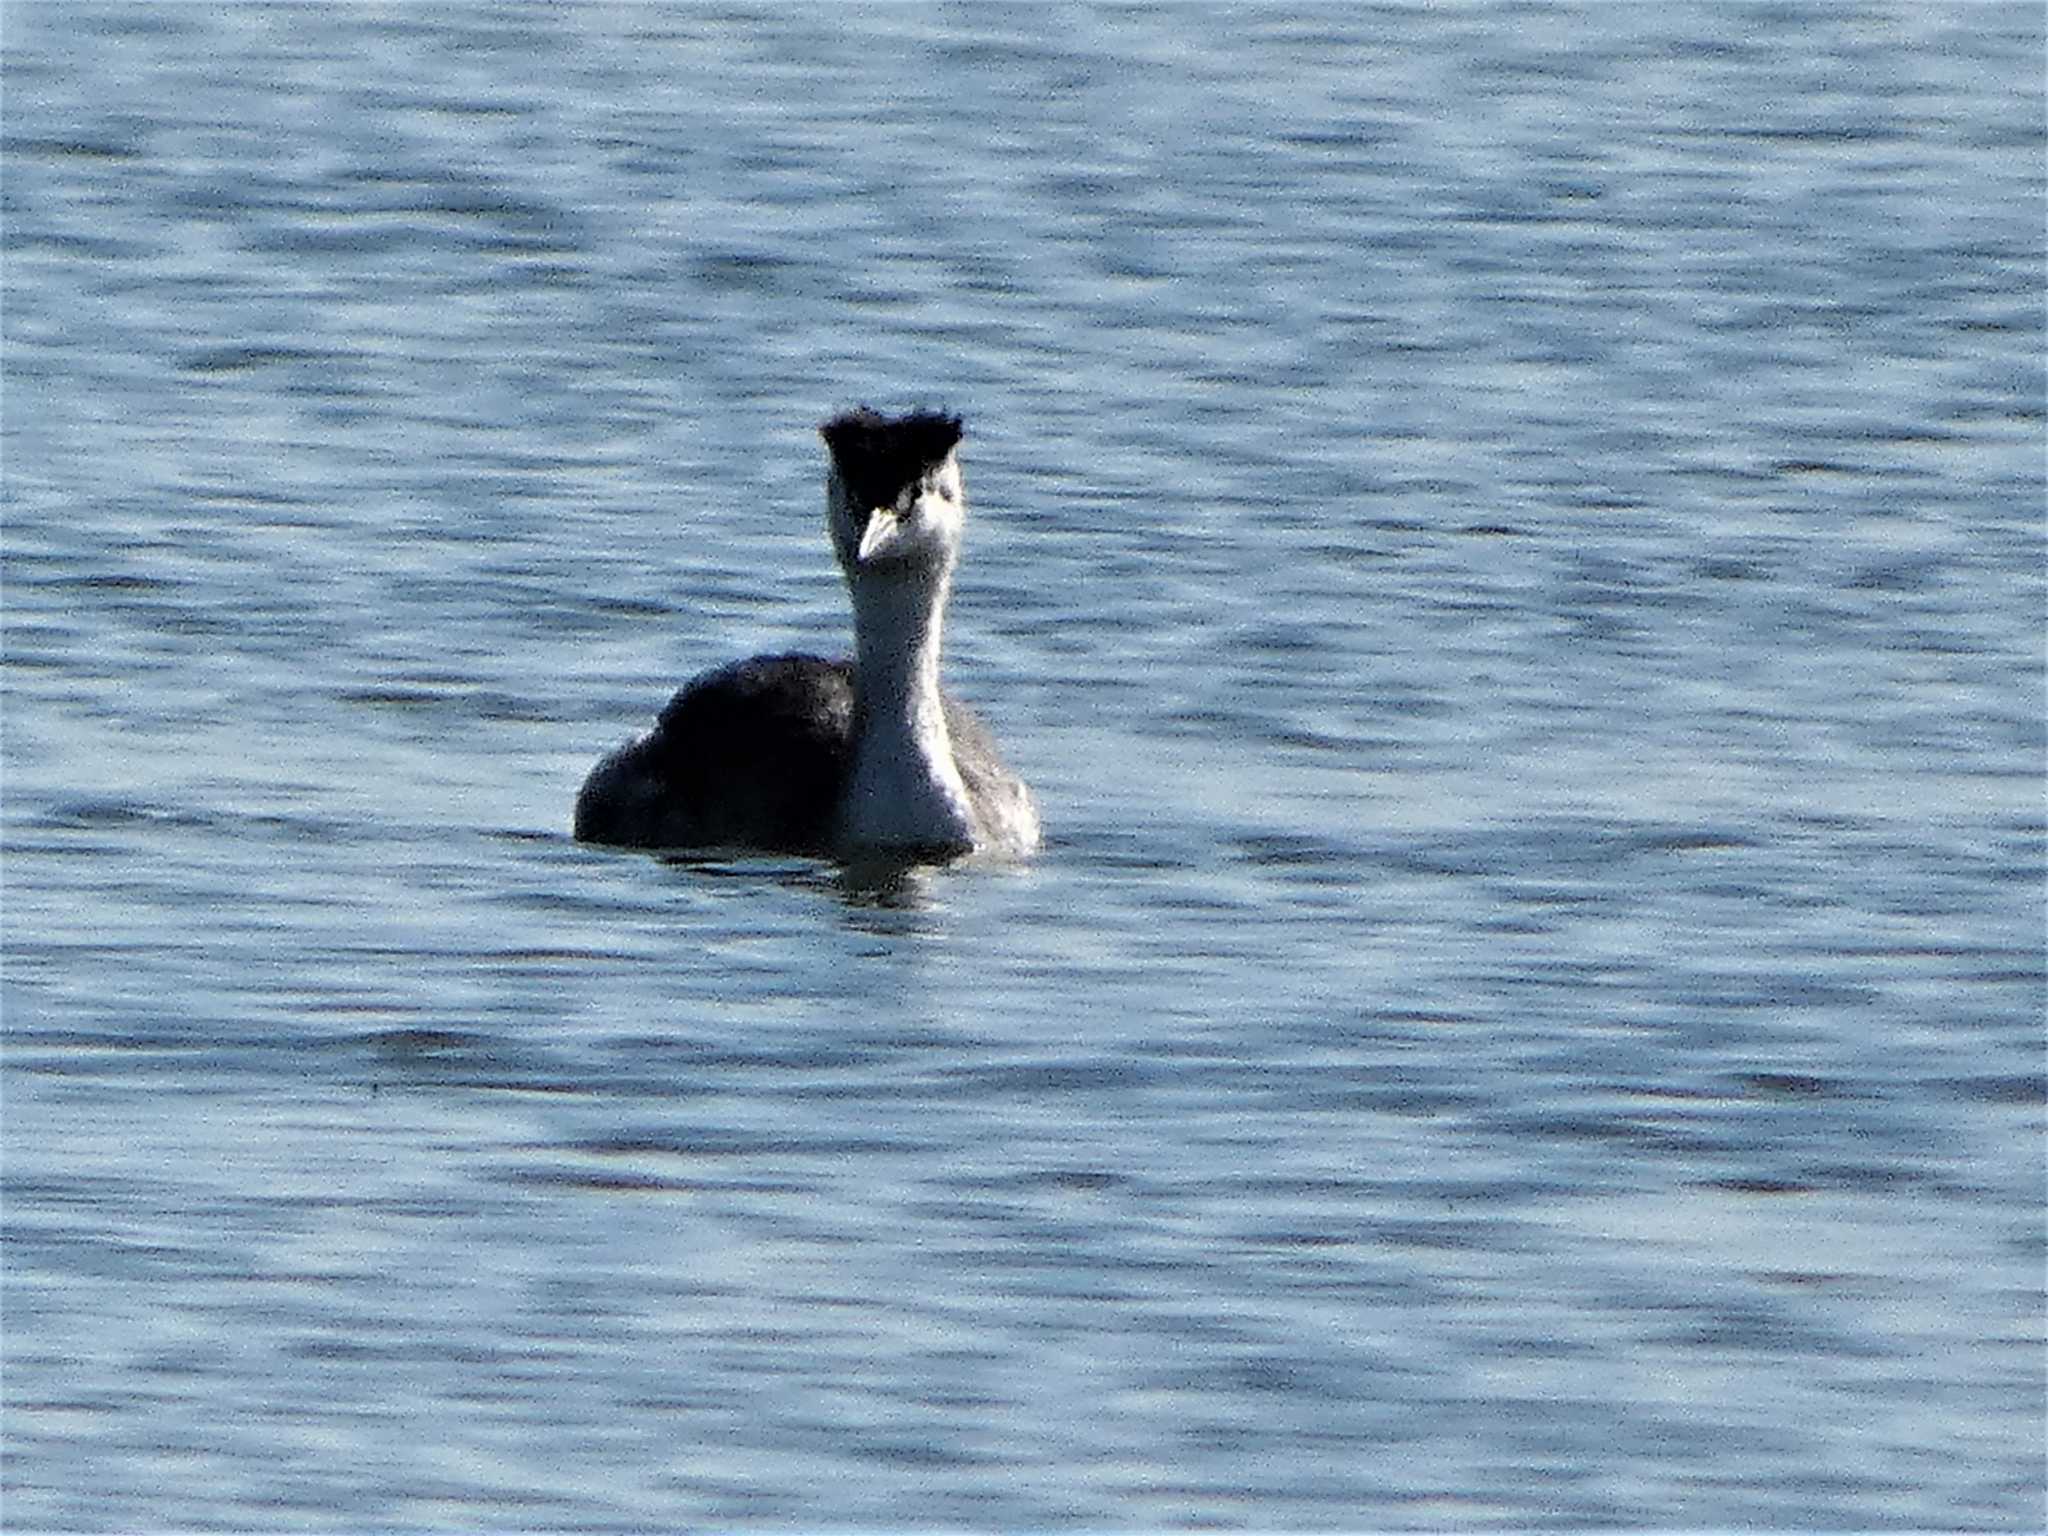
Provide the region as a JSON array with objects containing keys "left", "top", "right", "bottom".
[
  {"left": 832, "top": 852, "right": 940, "bottom": 911},
  {"left": 653, "top": 846, "right": 943, "bottom": 928}
]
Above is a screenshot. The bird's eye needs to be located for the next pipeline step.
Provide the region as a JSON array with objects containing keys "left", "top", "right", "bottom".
[{"left": 935, "top": 477, "right": 958, "bottom": 503}]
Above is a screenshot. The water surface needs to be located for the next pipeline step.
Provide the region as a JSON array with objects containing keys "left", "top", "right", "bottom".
[{"left": 4, "top": 3, "right": 2043, "bottom": 1529}]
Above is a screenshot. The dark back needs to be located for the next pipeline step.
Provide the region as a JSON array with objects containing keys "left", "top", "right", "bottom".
[{"left": 642, "top": 653, "right": 855, "bottom": 852}]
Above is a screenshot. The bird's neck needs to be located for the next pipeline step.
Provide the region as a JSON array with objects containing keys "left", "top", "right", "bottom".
[{"left": 840, "top": 567, "right": 975, "bottom": 851}]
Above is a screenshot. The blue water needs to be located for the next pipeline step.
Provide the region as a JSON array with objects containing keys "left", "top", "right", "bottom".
[{"left": 4, "top": 3, "right": 2043, "bottom": 1529}]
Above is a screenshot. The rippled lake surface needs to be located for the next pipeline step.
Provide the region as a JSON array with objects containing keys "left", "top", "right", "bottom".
[{"left": 4, "top": 3, "right": 2043, "bottom": 1529}]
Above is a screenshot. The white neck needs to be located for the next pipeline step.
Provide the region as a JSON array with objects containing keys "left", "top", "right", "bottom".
[{"left": 836, "top": 565, "right": 977, "bottom": 852}]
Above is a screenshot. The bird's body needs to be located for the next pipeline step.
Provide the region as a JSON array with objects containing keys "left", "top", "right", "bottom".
[{"left": 573, "top": 410, "right": 1038, "bottom": 860}]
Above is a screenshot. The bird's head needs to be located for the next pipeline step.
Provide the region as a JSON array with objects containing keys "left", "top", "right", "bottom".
[{"left": 820, "top": 408, "right": 967, "bottom": 582}]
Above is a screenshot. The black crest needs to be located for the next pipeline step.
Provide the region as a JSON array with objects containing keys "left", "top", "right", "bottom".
[{"left": 819, "top": 408, "right": 964, "bottom": 509}]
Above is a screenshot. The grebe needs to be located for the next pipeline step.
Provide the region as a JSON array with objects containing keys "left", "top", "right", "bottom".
[{"left": 573, "top": 409, "right": 1040, "bottom": 860}]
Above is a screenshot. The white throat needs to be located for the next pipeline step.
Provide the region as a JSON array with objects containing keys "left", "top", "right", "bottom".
[{"left": 835, "top": 565, "right": 977, "bottom": 853}]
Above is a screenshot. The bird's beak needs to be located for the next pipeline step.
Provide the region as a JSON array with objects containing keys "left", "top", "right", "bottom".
[{"left": 857, "top": 508, "right": 902, "bottom": 564}]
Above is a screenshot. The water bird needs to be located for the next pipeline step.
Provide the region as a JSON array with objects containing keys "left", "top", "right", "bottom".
[{"left": 574, "top": 408, "right": 1040, "bottom": 861}]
